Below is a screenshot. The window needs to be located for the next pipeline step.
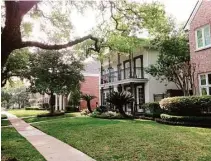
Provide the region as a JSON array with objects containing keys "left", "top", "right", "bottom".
[
  {"left": 196, "top": 25, "right": 211, "bottom": 49},
  {"left": 199, "top": 73, "right": 211, "bottom": 95}
]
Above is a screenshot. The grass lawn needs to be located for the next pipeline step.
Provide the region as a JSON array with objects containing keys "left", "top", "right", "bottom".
[
  {"left": 1, "top": 127, "right": 45, "bottom": 161},
  {"left": 23, "top": 112, "right": 81, "bottom": 123},
  {"left": 1, "top": 120, "right": 11, "bottom": 127},
  {"left": 8, "top": 109, "right": 48, "bottom": 117},
  {"left": 34, "top": 117, "right": 211, "bottom": 161}
]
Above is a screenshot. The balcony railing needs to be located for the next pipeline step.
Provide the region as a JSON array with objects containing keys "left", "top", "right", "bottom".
[{"left": 101, "top": 67, "right": 144, "bottom": 84}]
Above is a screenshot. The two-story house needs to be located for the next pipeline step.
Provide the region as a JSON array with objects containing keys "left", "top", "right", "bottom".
[
  {"left": 100, "top": 48, "right": 177, "bottom": 113},
  {"left": 184, "top": 0, "right": 211, "bottom": 95}
]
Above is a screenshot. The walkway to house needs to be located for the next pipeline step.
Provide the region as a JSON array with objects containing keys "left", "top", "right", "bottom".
[{"left": 2, "top": 111, "right": 95, "bottom": 161}]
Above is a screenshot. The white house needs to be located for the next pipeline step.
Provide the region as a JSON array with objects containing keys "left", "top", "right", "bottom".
[{"left": 100, "top": 47, "right": 177, "bottom": 113}]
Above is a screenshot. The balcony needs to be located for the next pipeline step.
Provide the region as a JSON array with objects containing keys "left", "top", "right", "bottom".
[{"left": 101, "top": 67, "right": 148, "bottom": 87}]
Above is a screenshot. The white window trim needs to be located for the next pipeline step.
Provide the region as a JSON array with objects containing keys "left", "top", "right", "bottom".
[
  {"left": 199, "top": 73, "right": 211, "bottom": 95},
  {"left": 195, "top": 25, "right": 211, "bottom": 50}
]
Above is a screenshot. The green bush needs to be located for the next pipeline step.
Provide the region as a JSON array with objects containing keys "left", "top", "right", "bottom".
[
  {"left": 141, "top": 102, "right": 162, "bottom": 118},
  {"left": 90, "top": 110, "right": 124, "bottom": 119},
  {"left": 65, "top": 106, "right": 79, "bottom": 112},
  {"left": 95, "top": 105, "right": 109, "bottom": 113},
  {"left": 1, "top": 114, "right": 7, "bottom": 119},
  {"left": 159, "top": 96, "right": 211, "bottom": 116},
  {"left": 43, "top": 103, "right": 49, "bottom": 109},
  {"left": 80, "top": 109, "right": 90, "bottom": 116},
  {"left": 37, "top": 111, "right": 65, "bottom": 117},
  {"left": 25, "top": 106, "right": 44, "bottom": 110},
  {"left": 160, "top": 114, "right": 211, "bottom": 124}
]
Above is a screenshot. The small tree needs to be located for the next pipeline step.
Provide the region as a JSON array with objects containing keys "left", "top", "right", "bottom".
[
  {"left": 10, "top": 86, "right": 30, "bottom": 108},
  {"left": 145, "top": 32, "right": 196, "bottom": 96},
  {"left": 28, "top": 50, "right": 84, "bottom": 114},
  {"left": 68, "top": 84, "right": 82, "bottom": 111},
  {"left": 81, "top": 94, "right": 96, "bottom": 113},
  {"left": 1, "top": 90, "right": 12, "bottom": 108},
  {"left": 106, "top": 91, "right": 134, "bottom": 118}
]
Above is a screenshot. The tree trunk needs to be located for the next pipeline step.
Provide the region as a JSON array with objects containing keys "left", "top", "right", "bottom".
[
  {"left": 49, "top": 92, "right": 55, "bottom": 114},
  {"left": 87, "top": 100, "right": 93, "bottom": 113}
]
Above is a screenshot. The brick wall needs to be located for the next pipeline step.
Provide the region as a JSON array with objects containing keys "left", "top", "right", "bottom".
[
  {"left": 189, "top": 0, "right": 211, "bottom": 94},
  {"left": 80, "top": 76, "right": 99, "bottom": 110}
]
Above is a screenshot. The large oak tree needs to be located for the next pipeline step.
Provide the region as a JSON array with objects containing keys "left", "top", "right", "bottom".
[
  {"left": 1, "top": 0, "right": 168, "bottom": 66},
  {"left": 1, "top": 1, "right": 99, "bottom": 67}
]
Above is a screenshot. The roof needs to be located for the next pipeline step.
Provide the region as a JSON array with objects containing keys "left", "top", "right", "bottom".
[
  {"left": 82, "top": 57, "right": 100, "bottom": 76},
  {"left": 184, "top": 0, "right": 202, "bottom": 31}
]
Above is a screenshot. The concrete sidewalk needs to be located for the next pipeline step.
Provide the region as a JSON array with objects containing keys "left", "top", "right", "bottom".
[{"left": 3, "top": 111, "right": 95, "bottom": 161}]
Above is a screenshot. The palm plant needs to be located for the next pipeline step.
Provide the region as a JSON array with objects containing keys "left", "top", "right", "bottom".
[
  {"left": 106, "top": 91, "right": 134, "bottom": 117},
  {"left": 81, "top": 94, "right": 96, "bottom": 113}
]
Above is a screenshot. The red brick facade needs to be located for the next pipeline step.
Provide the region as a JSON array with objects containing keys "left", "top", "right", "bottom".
[
  {"left": 188, "top": 0, "right": 211, "bottom": 94},
  {"left": 80, "top": 76, "right": 99, "bottom": 110}
]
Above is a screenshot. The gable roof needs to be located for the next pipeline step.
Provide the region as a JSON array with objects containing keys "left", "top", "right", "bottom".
[{"left": 184, "top": 0, "right": 202, "bottom": 31}]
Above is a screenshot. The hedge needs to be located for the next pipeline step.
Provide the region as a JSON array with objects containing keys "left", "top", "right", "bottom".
[
  {"left": 1, "top": 114, "right": 7, "bottom": 119},
  {"left": 156, "top": 118, "right": 211, "bottom": 128},
  {"left": 65, "top": 106, "right": 79, "bottom": 112},
  {"left": 37, "top": 111, "right": 65, "bottom": 117},
  {"left": 160, "top": 114, "right": 211, "bottom": 123},
  {"left": 25, "top": 106, "right": 45, "bottom": 110},
  {"left": 159, "top": 95, "right": 211, "bottom": 116},
  {"left": 95, "top": 105, "right": 109, "bottom": 113},
  {"left": 90, "top": 110, "right": 126, "bottom": 119},
  {"left": 141, "top": 102, "right": 162, "bottom": 118}
]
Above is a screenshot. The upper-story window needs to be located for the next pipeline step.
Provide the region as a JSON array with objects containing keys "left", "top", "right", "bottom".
[
  {"left": 199, "top": 73, "right": 211, "bottom": 95},
  {"left": 196, "top": 25, "right": 211, "bottom": 50}
]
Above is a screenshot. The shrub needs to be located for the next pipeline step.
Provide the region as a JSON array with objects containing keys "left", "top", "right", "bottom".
[
  {"left": 159, "top": 96, "right": 211, "bottom": 116},
  {"left": 90, "top": 110, "right": 124, "bottom": 119},
  {"left": 43, "top": 103, "right": 49, "bottom": 109},
  {"left": 25, "top": 106, "right": 44, "bottom": 110},
  {"left": 81, "top": 94, "right": 96, "bottom": 113},
  {"left": 141, "top": 102, "right": 162, "bottom": 118},
  {"left": 95, "top": 105, "right": 109, "bottom": 113},
  {"left": 37, "top": 111, "right": 65, "bottom": 117},
  {"left": 1, "top": 114, "right": 7, "bottom": 119},
  {"left": 65, "top": 106, "right": 79, "bottom": 113},
  {"left": 160, "top": 114, "right": 211, "bottom": 123},
  {"left": 80, "top": 109, "right": 90, "bottom": 116},
  {"left": 106, "top": 91, "right": 134, "bottom": 117}
]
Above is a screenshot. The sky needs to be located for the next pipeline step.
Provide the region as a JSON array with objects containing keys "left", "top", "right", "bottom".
[
  {"left": 24, "top": 0, "right": 199, "bottom": 42},
  {"left": 71, "top": 0, "right": 198, "bottom": 37}
]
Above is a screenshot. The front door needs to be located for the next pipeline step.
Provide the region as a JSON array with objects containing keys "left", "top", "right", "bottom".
[{"left": 136, "top": 85, "right": 145, "bottom": 112}]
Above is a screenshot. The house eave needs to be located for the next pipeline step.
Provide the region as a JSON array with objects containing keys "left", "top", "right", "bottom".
[
  {"left": 184, "top": 0, "right": 202, "bottom": 31},
  {"left": 100, "top": 78, "right": 148, "bottom": 88}
]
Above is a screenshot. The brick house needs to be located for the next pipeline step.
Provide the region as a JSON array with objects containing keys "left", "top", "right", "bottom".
[
  {"left": 184, "top": 0, "right": 211, "bottom": 95},
  {"left": 79, "top": 59, "right": 100, "bottom": 110},
  {"left": 40, "top": 58, "right": 100, "bottom": 111}
]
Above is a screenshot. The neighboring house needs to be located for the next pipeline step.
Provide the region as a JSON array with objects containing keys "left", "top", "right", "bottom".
[
  {"left": 100, "top": 48, "right": 177, "bottom": 113},
  {"left": 51, "top": 58, "right": 100, "bottom": 111},
  {"left": 184, "top": 0, "right": 211, "bottom": 95},
  {"left": 79, "top": 58, "right": 100, "bottom": 110}
]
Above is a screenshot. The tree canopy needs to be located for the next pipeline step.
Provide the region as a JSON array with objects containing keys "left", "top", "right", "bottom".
[
  {"left": 1, "top": 0, "right": 169, "bottom": 69},
  {"left": 145, "top": 31, "right": 195, "bottom": 96},
  {"left": 1, "top": 48, "right": 30, "bottom": 87},
  {"left": 28, "top": 50, "right": 84, "bottom": 113}
]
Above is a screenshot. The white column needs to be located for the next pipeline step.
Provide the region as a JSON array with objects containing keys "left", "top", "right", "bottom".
[
  {"left": 55, "top": 94, "right": 58, "bottom": 111},
  {"left": 59, "top": 95, "right": 62, "bottom": 111},
  {"left": 63, "top": 96, "right": 66, "bottom": 111}
]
